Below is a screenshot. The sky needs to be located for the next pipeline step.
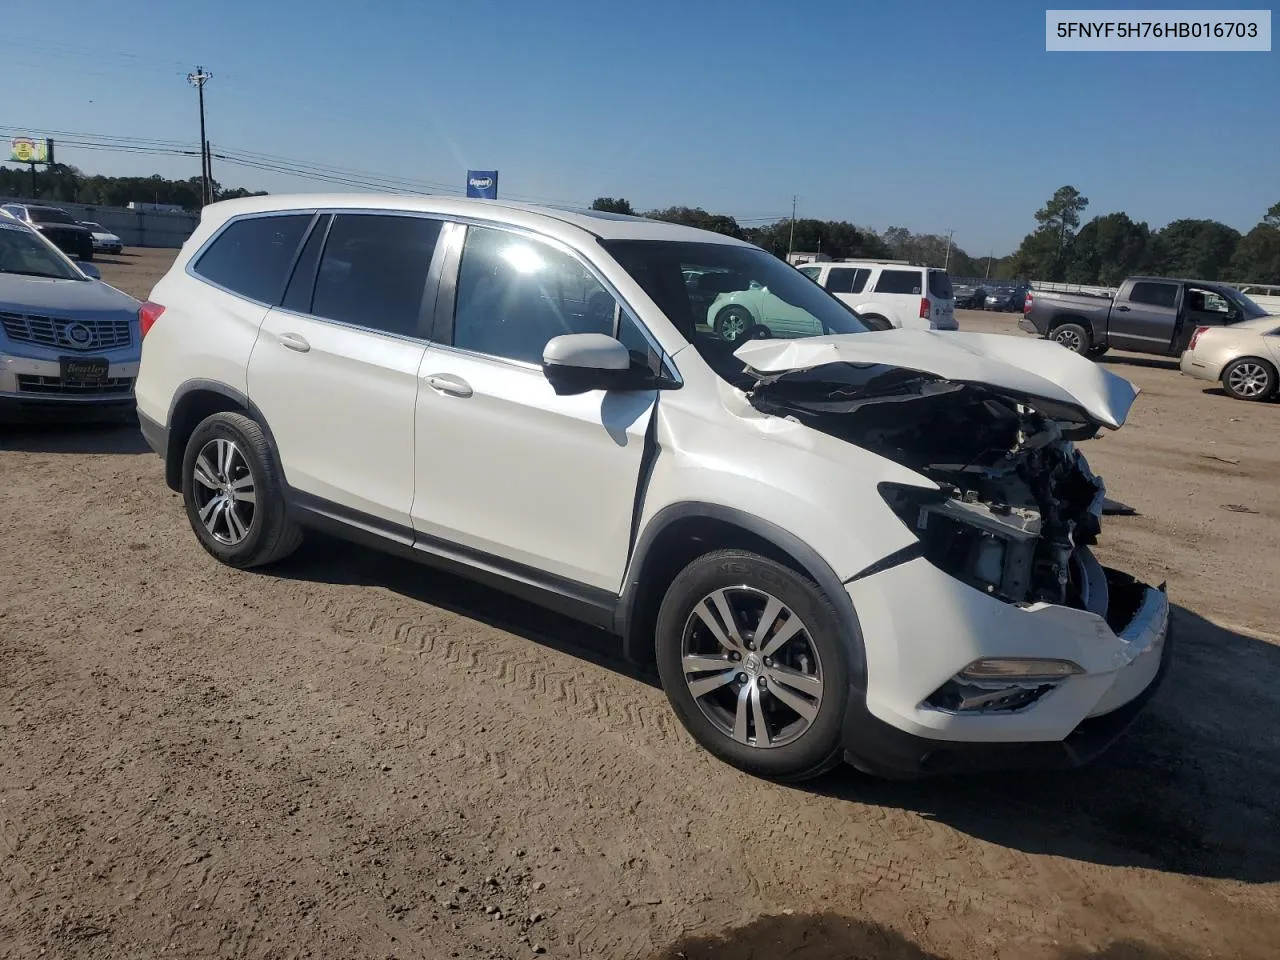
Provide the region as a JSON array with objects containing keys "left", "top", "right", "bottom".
[{"left": 1, "top": 0, "right": 1276, "bottom": 255}]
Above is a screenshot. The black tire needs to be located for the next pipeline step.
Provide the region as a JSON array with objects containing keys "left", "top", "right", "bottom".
[
  {"left": 181, "top": 411, "right": 303, "bottom": 568},
  {"left": 1221, "top": 356, "right": 1277, "bottom": 402},
  {"left": 713, "top": 305, "right": 754, "bottom": 343},
  {"left": 1050, "top": 322, "right": 1091, "bottom": 355},
  {"left": 1087, "top": 344, "right": 1110, "bottom": 358},
  {"left": 654, "top": 549, "right": 849, "bottom": 782},
  {"left": 860, "top": 314, "right": 893, "bottom": 332}
]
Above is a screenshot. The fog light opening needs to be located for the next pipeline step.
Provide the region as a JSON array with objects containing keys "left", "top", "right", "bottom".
[{"left": 926, "top": 679, "right": 1056, "bottom": 714}]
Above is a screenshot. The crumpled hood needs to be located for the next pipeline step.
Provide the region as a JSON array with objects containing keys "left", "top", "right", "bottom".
[{"left": 734, "top": 330, "right": 1140, "bottom": 429}]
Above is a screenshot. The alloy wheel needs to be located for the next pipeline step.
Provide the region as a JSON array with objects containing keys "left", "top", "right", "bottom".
[
  {"left": 1053, "top": 328, "right": 1084, "bottom": 352},
  {"left": 1227, "top": 361, "right": 1271, "bottom": 398},
  {"left": 680, "top": 586, "right": 824, "bottom": 749},
  {"left": 719, "top": 311, "right": 747, "bottom": 342},
  {"left": 191, "top": 437, "right": 257, "bottom": 545}
]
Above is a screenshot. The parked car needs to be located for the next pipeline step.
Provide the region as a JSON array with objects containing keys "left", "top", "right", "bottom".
[
  {"left": 136, "top": 194, "right": 1169, "bottom": 782},
  {"left": 1180, "top": 315, "right": 1280, "bottom": 401},
  {"left": 1021, "top": 276, "right": 1273, "bottom": 357},
  {"left": 985, "top": 285, "right": 1028, "bottom": 312},
  {"left": 795, "top": 260, "right": 957, "bottom": 331},
  {"left": 0, "top": 213, "right": 141, "bottom": 421},
  {"left": 81, "top": 221, "right": 124, "bottom": 255},
  {"left": 952, "top": 284, "right": 986, "bottom": 309},
  {"left": 1, "top": 203, "right": 94, "bottom": 261}
]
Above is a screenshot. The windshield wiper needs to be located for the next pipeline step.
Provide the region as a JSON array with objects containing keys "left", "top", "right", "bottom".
[{"left": 0, "top": 269, "right": 69, "bottom": 279}]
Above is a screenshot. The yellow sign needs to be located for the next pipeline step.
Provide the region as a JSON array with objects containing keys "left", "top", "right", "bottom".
[{"left": 9, "top": 138, "right": 49, "bottom": 164}]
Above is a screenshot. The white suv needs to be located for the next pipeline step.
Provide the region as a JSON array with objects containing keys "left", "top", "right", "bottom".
[
  {"left": 797, "top": 260, "right": 957, "bottom": 331},
  {"left": 136, "top": 195, "right": 1170, "bottom": 781}
]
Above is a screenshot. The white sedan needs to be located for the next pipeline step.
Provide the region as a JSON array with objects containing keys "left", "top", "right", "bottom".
[
  {"left": 80, "top": 221, "right": 124, "bottom": 255},
  {"left": 1180, "top": 315, "right": 1280, "bottom": 401}
]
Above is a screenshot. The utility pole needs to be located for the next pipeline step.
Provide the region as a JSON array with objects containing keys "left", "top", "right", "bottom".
[
  {"left": 985, "top": 248, "right": 992, "bottom": 279},
  {"left": 943, "top": 228, "right": 954, "bottom": 271},
  {"left": 187, "top": 66, "right": 212, "bottom": 205},
  {"left": 787, "top": 194, "right": 797, "bottom": 261}
]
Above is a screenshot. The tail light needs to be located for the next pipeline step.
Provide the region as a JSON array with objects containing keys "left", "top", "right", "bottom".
[
  {"left": 919, "top": 298, "right": 931, "bottom": 320},
  {"left": 139, "top": 301, "right": 165, "bottom": 338},
  {"left": 1188, "top": 325, "right": 1210, "bottom": 351},
  {"left": 1023, "top": 292, "right": 1034, "bottom": 315}
]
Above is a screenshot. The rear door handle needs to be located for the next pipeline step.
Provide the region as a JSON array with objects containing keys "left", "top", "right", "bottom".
[
  {"left": 425, "top": 373, "right": 473, "bottom": 398},
  {"left": 278, "top": 332, "right": 311, "bottom": 352},
  {"left": 1115, "top": 305, "right": 1131, "bottom": 312}
]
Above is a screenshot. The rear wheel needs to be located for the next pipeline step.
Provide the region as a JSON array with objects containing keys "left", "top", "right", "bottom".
[
  {"left": 1221, "top": 357, "right": 1277, "bottom": 402},
  {"left": 713, "top": 305, "right": 754, "bottom": 343},
  {"left": 860, "top": 314, "right": 893, "bottom": 332},
  {"left": 1087, "top": 344, "right": 1110, "bottom": 358},
  {"left": 654, "top": 550, "right": 849, "bottom": 782},
  {"left": 1051, "top": 322, "right": 1090, "bottom": 355},
  {"left": 181, "top": 411, "right": 303, "bottom": 568}
]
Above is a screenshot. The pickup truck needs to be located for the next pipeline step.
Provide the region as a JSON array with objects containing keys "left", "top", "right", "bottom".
[{"left": 1020, "top": 276, "right": 1273, "bottom": 358}]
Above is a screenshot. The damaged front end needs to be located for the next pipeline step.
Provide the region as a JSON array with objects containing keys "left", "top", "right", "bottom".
[{"left": 747, "top": 360, "right": 1115, "bottom": 616}]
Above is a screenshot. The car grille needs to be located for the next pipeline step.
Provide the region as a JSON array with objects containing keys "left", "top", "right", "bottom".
[
  {"left": 0, "top": 312, "right": 133, "bottom": 351},
  {"left": 16, "top": 374, "right": 134, "bottom": 396}
]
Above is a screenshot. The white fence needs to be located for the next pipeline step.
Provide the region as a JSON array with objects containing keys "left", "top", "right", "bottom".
[{"left": 1, "top": 196, "right": 198, "bottom": 249}]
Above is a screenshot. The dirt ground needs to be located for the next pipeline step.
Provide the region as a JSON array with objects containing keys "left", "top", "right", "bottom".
[{"left": 2, "top": 248, "right": 1278, "bottom": 960}]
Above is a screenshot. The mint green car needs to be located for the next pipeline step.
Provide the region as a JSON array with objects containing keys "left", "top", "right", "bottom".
[{"left": 706, "top": 280, "right": 826, "bottom": 343}]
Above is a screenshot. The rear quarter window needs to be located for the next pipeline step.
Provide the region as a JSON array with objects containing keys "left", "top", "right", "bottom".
[
  {"left": 874, "top": 269, "right": 923, "bottom": 295},
  {"left": 192, "top": 214, "right": 313, "bottom": 304},
  {"left": 928, "top": 271, "right": 953, "bottom": 299}
]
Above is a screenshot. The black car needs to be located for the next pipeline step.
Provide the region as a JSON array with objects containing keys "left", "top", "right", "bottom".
[
  {"left": 984, "top": 285, "right": 1029, "bottom": 311},
  {"left": 0, "top": 203, "right": 94, "bottom": 261},
  {"left": 954, "top": 284, "right": 987, "bottom": 309}
]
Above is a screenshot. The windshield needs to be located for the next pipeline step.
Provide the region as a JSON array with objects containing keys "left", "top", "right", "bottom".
[
  {"left": 30, "top": 207, "right": 76, "bottom": 224},
  {"left": 1224, "top": 288, "right": 1270, "bottom": 319},
  {"left": 601, "top": 240, "right": 867, "bottom": 387},
  {"left": 0, "top": 224, "right": 85, "bottom": 280}
]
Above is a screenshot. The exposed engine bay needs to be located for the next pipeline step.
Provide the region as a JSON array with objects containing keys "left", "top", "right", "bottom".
[{"left": 748, "top": 363, "right": 1112, "bottom": 614}]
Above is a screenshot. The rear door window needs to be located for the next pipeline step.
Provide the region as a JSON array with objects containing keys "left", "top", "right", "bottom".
[
  {"left": 928, "top": 271, "right": 953, "bottom": 299},
  {"left": 1128, "top": 281, "right": 1178, "bottom": 309},
  {"left": 825, "top": 267, "right": 871, "bottom": 294},
  {"left": 874, "top": 269, "right": 923, "bottom": 295},
  {"left": 309, "top": 213, "right": 443, "bottom": 337},
  {"left": 193, "top": 214, "right": 313, "bottom": 304}
]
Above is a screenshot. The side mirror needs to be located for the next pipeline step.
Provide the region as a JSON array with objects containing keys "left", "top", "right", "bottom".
[
  {"left": 542, "top": 333, "right": 660, "bottom": 396},
  {"left": 78, "top": 262, "right": 101, "bottom": 280}
]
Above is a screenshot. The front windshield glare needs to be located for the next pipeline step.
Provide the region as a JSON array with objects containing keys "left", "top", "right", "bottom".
[
  {"left": 603, "top": 240, "right": 867, "bottom": 384},
  {"left": 0, "top": 226, "right": 84, "bottom": 280}
]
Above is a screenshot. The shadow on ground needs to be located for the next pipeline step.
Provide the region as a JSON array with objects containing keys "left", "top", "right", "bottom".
[
  {"left": 0, "top": 422, "right": 148, "bottom": 454},
  {"left": 274, "top": 537, "right": 1280, "bottom": 886},
  {"left": 1098, "top": 355, "right": 1180, "bottom": 371},
  {"left": 654, "top": 912, "right": 1210, "bottom": 960}
]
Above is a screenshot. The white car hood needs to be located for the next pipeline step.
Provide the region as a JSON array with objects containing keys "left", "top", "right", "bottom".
[{"left": 734, "top": 330, "right": 1140, "bottom": 429}]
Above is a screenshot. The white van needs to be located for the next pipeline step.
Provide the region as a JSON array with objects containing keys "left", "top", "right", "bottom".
[{"left": 797, "top": 260, "right": 957, "bottom": 331}]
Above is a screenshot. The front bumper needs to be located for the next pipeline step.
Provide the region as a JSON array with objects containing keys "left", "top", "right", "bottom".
[
  {"left": 841, "top": 556, "right": 1171, "bottom": 778},
  {"left": 0, "top": 350, "right": 139, "bottom": 421}
]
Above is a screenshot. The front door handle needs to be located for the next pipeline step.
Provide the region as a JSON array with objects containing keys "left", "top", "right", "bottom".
[
  {"left": 278, "top": 332, "right": 311, "bottom": 352},
  {"left": 425, "top": 373, "right": 473, "bottom": 398},
  {"left": 1114, "top": 305, "right": 1130, "bottom": 312}
]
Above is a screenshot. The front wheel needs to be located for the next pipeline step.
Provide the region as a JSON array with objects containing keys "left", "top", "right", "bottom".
[
  {"left": 1221, "top": 357, "right": 1277, "bottom": 402},
  {"left": 1051, "top": 322, "right": 1090, "bottom": 355},
  {"left": 654, "top": 550, "right": 849, "bottom": 781},
  {"left": 181, "top": 411, "right": 304, "bottom": 568}
]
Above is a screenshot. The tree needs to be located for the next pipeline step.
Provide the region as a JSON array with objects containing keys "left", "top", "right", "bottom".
[
  {"left": 1016, "top": 185, "right": 1090, "bottom": 280},
  {"left": 642, "top": 205, "right": 744, "bottom": 239},
  {"left": 1229, "top": 203, "right": 1280, "bottom": 283},
  {"left": 1066, "top": 212, "right": 1153, "bottom": 286},
  {"left": 1150, "top": 219, "right": 1240, "bottom": 280},
  {"left": 590, "top": 197, "right": 635, "bottom": 216},
  {"left": 748, "top": 218, "right": 889, "bottom": 260}
]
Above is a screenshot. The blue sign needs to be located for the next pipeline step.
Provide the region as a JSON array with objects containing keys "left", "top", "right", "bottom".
[{"left": 466, "top": 170, "right": 498, "bottom": 199}]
